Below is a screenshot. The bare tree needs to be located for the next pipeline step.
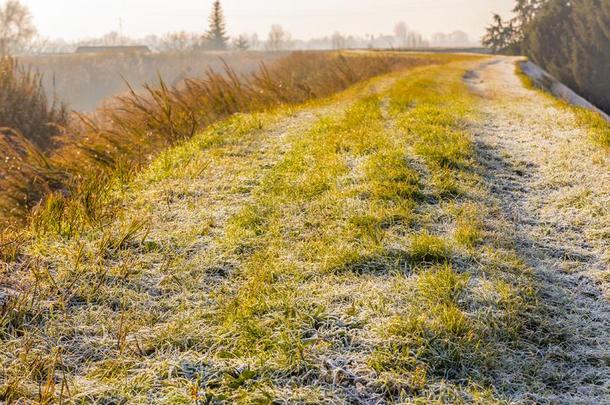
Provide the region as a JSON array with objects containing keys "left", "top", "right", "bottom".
[
  {"left": 394, "top": 22, "right": 408, "bottom": 48},
  {"left": 331, "top": 32, "right": 346, "bottom": 50},
  {"left": 26, "top": 36, "right": 51, "bottom": 54},
  {"left": 233, "top": 34, "right": 250, "bottom": 51},
  {"left": 160, "top": 31, "right": 200, "bottom": 52},
  {"left": 0, "top": 0, "right": 36, "bottom": 56},
  {"left": 100, "top": 31, "right": 131, "bottom": 46},
  {"left": 406, "top": 31, "right": 427, "bottom": 48},
  {"left": 249, "top": 33, "right": 260, "bottom": 50},
  {"left": 266, "top": 25, "right": 292, "bottom": 51}
]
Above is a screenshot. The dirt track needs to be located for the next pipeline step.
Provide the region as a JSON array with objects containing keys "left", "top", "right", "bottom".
[{"left": 467, "top": 57, "right": 610, "bottom": 403}]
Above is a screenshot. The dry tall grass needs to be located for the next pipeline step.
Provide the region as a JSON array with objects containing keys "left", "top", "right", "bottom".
[
  {"left": 0, "top": 57, "right": 67, "bottom": 149},
  {"left": 21, "top": 51, "right": 285, "bottom": 111},
  {"left": 0, "top": 52, "right": 443, "bottom": 230}
]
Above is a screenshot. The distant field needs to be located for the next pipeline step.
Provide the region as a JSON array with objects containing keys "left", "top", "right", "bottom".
[
  {"left": 21, "top": 51, "right": 285, "bottom": 111},
  {"left": 374, "top": 47, "right": 491, "bottom": 54}
]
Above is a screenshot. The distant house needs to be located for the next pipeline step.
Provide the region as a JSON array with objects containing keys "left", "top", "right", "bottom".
[{"left": 75, "top": 45, "right": 151, "bottom": 54}]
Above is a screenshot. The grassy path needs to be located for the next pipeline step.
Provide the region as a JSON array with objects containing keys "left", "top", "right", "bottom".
[
  {"left": 2, "top": 55, "right": 609, "bottom": 403},
  {"left": 467, "top": 57, "right": 610, "bottom": 403}
]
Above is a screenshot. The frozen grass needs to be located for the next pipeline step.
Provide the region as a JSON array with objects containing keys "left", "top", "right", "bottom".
[
  {"left": 470, "top": 57, "right": 610, "bottom": 403},
  {"left": 515, "top": 61, "right": 610, "bottom": 151},
  {"left": 0, "top": 56, "right": 547, "bottom": 402}
]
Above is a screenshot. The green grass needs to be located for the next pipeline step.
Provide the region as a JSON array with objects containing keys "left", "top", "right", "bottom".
[
  {"left": 452, "top": 203, "right": 485, "bottom": 248},
  {"left": 409, "top": 232, "right": 452, "bottom": 264},
  {"left": 574, "top": 108, "right": 610, "bottom": 150},
  {"left": 0, "top": 55, "right": 543, "bottom": 403}
]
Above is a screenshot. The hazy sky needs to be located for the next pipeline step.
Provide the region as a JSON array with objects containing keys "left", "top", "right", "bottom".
[{"left": 19, "top": 0, "right": 515, "bottom": 41}]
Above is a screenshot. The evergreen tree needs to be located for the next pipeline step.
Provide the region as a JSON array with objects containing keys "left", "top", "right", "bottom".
[
  {"left": 205, "top": 0, "right": 229, "bottom": 50},
  {"left": 513, "top": 0, "right": 544, "bottom": 26},
  {"left": 568, "top": 0, "right": 610, "bottom": 112},
  {"left": 521, "top": 0, "right": 572, "bottom": 79},
  {"left": 482, "top": 14, "right": 519, "bottom": 53},
  {"left": 482, "top": 0, "right": 544, "bottom": 53},
  {"left": 485, "top": 0, "right": 610, "bottom": 113},
  {"left": 522, "top": 0, "right": 610, "bottom": 113}
]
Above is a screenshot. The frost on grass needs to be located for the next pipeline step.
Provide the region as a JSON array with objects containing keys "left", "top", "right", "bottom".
[
  {"left": 468, "top": 57, "right": 610, "bottom": 403},
  {"left": 0, "top": 56, "right": 591, "bottom": 403}
]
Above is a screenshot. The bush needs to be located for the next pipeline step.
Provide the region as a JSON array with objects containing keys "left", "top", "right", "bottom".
[{"left": 0, "top": 57, "right": 67, "bottom": 149}]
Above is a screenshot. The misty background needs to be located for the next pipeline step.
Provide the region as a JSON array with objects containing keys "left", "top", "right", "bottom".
[
  {"left": 20, "top": 0, "right": 515, "bottom": 50},
  {"left": 8, "top": 0, "right": 516, "bottom": 111}
]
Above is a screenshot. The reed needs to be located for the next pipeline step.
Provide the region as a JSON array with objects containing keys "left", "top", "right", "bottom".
[{"left": 0, "top": 52, "right": 441, "bottom": 231}]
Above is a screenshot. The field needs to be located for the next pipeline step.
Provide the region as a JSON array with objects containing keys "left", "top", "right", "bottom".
[
  {"left": 1, "top": 51, "right": 610, "bottom": 403},
  {"left": 21, "top": 51, "right": 286, "bottom": 111}
]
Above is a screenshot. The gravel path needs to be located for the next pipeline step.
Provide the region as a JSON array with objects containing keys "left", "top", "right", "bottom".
[{"left": 467, "top": 57, "right": 610, "bottom": 404}]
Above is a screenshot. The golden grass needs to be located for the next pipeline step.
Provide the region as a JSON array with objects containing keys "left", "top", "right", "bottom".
[
  {"left": 0, "top": 57, "right": 68, "bottom": 150},
  {"left": 22, "top": 51, "right": 285, "bottom": 112}
]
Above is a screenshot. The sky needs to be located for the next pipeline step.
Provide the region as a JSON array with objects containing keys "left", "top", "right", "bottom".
[{"left": 19, "top": 0, "right": 515, "bottom": 42}]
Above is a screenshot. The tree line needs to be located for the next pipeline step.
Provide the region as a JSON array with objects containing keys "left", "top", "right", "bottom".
[
  {"left": 0, "top": 0, "right": 478, "bottom": 55},
  {"left": 483, "top": 0, "right": 610, "bottom": 113},
  {"left": 0, "top": 0, "right": 249, "bottom": 54},
  {"left": 0, "top": 0, "right": 323, "bottom": 53}
]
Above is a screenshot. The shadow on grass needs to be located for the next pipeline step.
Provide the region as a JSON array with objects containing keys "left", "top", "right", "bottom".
[{"left": 331, "top": 248, "right": 453, "bottom": 275}]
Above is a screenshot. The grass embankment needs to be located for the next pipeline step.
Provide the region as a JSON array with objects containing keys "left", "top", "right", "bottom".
[
  {"left": 0, "top": 52, "right": 450, "bottom": 230},
  {"left": 515, "top": 62, "right": 610, "bottom": 150},
  {"left": 1, "top": 57, "right": 540, "bottom": 402}
]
